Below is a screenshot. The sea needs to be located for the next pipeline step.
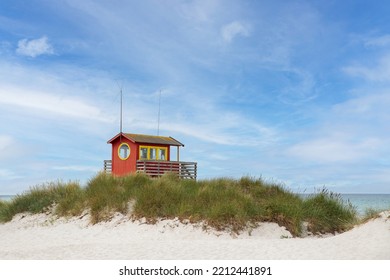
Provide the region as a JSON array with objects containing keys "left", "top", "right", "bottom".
[
  {"left": 1, "top": 194, "right": 390, "bottom": 216},
  {"left": 0, "top": 195, "right": 15, "bottom": 202}
]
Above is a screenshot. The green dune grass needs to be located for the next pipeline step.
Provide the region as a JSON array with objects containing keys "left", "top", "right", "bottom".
[{"left": 0, "top": 172, "right": 360, "bottom": 236}]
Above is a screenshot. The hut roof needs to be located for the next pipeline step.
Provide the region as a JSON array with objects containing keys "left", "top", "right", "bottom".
[{"left": 107, "top": 133, "right": 184, "bottom": 147}]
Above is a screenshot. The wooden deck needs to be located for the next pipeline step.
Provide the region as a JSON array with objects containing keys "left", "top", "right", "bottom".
[
  {"left": 136, "top": 160, "right": 197, "bottom": 179},
  {"left": 103, "top": 160, "right": 197, "bottom": 179}
]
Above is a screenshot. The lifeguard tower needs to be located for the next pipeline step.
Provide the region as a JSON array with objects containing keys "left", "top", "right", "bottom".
[{"left": 104, "top": 132, "right": 197, "bottom": 179}]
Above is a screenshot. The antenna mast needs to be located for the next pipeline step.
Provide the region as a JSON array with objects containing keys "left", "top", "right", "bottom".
[
  {"left": 116, "top": 80, "right": 123, "bottom": 135},
  {"left": 157, "top": 89, "right": 161, "bottom": 136},
  {"left": 120, "top": 86, "right": 123, "bottom": 134}
]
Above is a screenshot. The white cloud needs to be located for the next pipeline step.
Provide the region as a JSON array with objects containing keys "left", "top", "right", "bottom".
[
  {"left": 179, "top": 0, "right": 220, "bottom": 22},
  {"left": 277, "top": 67, "right": 317, "bottom": 105},
  {"left": 343, "top": 53, "right": 390, "bottom": 82},
  {"left": 286, "top": 89, "right": 390, "bottom": 164},
  {"left": 287, "top": 136, "right": 381, "bottom": 163},
  {"left": 332, "top": 92, "right": 390, "bottom": 121},
  {"left": 16, "top": 36, "right": 54, "bottom": 57},
  {"left": 0, "top": 135, "right": 12, "bottom": 149},
  {"left": 0, "top": 169, "right": 21, "bottom": 180},
  {"left": 0, "top": 41, "right": 12, "bottom": 55},
  {"left": 363, "top": 34, "right": 390, "bottom": 48},
  {"left": 0, "top": 135, "right": 13, "bottom": 159},
  {"left": 0, "top": 86, "right": 109, "bottom": 122},
  {"left": 221, "top": 21, "right": 250, "bottom": 43},
  {"left": 52, "top": 165, "right": 100, "bottom": 172},
  {"left": 128, "top": 110, "right": 277, "bottom": 148}
]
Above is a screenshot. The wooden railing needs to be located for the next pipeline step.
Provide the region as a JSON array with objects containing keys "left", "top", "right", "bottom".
[
  {"left": 103, "top": 160, "right": 112, "bottom": 173},
  {"left": 136, "top": 160, "right": 197, "bottom": 179}
]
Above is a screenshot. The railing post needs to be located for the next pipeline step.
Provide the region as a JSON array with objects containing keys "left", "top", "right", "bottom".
[
  {"left": 194, "top": 162, "right": 197, "bottom": 180},
  {"left": 103, "top": 160, "right": 112, "bottom": 173}
]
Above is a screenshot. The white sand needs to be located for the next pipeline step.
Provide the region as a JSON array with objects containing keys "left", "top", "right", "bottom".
[{"left": 0, "top": 211, "right": 389, "bottom": 260}]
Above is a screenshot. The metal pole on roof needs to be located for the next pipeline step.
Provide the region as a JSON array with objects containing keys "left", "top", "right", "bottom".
[
  {"left": 116, "top": 80, "right": 123, "bottom": 136},
  {"left": 157, "top": 89, "right": 161, "bottom": 136},
  {"left": 120, "top": 87, "right": 123, "bottom": 134}
]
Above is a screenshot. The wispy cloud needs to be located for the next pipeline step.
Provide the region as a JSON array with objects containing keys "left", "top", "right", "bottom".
[
  {"left": 0, "top": 169, "right": 21, "bottom": 180},
  {"left": 221, "top": 21, "right": 250, "bottom": 43},
  {"left": 363, "top": 34, "right": 390, "bottom": 48},
  {"left": 51, "top": 165, "right": 100, "bottom": 172},
  {"left": 178, "top": 0, "right": 220, "bottom": 22},
  {"left": 343, "top": 53, "right": 390, "bottom": 82},
  {"left": 122, "top": 90, "right": 278, "bottom": 147},
  {"left": 286, "top": 87, "right": 390, "bottom": 165},
  {"left": 277, "top": 67, "right": 317, "bottom": 105},
  {"left": 16, "top": 36, "right": 54, "bottom": 57},
  {"left": 332, "top": 91, "right": 390, "bottom": 120},
  {"left": 0, "top": 59, "right": 119, "bottom": 128},
  {"left": 0, "top": 135, "right": 13, "bottom": 160},
  {"left": 288, "top": 136, "right": 381, "bottom": 162},
  {"left": 0, "top": 86, "right": 108, "bottom": 122},
  {"left": 0, "top": 41, "right": 12, "bottom": 55}
]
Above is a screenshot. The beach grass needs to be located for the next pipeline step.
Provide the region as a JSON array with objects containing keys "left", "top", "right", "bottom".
[
  {"left": 0, "top": 173, "right": 358, "bottom": 236},
  {"left": 0, "top": 181, "right": 82, "bottom": 222},
  {"left": 302, "top": 189, "right": 357, "bottom": 233},
  {"left": 360, "top": 207, "right": 383, "bottom": 223}
]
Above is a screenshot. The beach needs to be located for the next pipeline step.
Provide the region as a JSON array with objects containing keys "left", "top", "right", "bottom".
[{"left": 0, "top": 210, "right": 389, "bottom": 260}]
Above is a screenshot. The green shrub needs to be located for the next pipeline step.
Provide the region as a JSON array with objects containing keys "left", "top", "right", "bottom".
[
  {"left": 55, "top": 182, "right": 85, "bottom": 217},
  {"left": 85, "top": 172, "right": 128, "bottom": 223},
  {"left": 0, "top": 180, "right": 81, "bottom": 223},
  {"left": 303, "top": 189, "right": 357, "bottom": 234},
  {"left": 263, "top": 193, "right": 304, "bottom": 236},
  {"left": 133, "top": 173, "right": 190, "bottom": 219},
  {"left": 121, "top": 172, "right": 152, "bottom": 198}
]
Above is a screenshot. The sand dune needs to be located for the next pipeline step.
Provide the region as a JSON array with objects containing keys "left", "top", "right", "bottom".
[{"left": 0, "top": 211, "right": 389, "bottom": 259}]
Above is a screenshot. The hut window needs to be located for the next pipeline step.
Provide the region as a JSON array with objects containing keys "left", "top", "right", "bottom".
[
  {"left": 118, "top": 143, "right": 130, "bottom": 160},
  {"left": 139, "top": 146, "right": 167, "bottom": 160},
  {"left": 158, "top": 149, "right": 166, "bottom": 160},
  {"left": 150, "top": 148, "right": 157, "bottom": 160},
  {"left": 140, "top": 147, "right": 148, "bottom": 160}
]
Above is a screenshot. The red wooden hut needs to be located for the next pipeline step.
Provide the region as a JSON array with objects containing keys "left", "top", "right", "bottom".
[{"left": 104, "top": 132, "right": 197, "bottom": 179}]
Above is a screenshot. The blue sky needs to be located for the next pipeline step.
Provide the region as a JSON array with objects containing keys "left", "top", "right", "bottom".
[{"left": 1, "top": 0, "right": 390, "bottom": 194}]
